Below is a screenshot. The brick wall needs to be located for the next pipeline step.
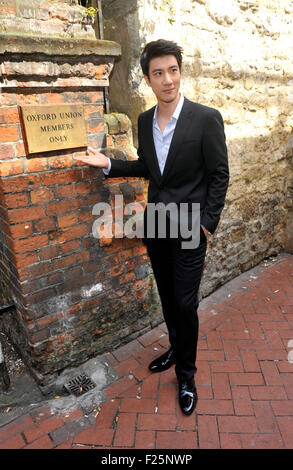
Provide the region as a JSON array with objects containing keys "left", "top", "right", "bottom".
[{"left": 0, "top": 11, "right": 161, "bottom": 392}]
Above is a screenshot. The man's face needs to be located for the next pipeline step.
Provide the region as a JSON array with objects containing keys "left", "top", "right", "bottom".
[{"left": 144, "top": 54, "right": 181, "bottom": 104}]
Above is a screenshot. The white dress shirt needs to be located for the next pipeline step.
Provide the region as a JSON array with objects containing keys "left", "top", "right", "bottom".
[{"left": 103, "top": 93, "right": 184, "bottom": 176}]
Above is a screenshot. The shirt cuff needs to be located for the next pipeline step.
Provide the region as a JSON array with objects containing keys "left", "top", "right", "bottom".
[{"left": 102, "top": 157, "right": 111, "bottom": 175}]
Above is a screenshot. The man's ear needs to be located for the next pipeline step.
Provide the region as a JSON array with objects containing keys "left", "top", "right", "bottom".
[{"left": 143, "top": 74, "right": 151, "bottom": 87}]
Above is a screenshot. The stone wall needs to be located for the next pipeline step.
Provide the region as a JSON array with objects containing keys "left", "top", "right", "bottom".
[
  {"left": 103, "top": 0, "right": 293, "bottom": 295},
  {"left": 0, "top": 0, "right": 96, "bottom": 39}
]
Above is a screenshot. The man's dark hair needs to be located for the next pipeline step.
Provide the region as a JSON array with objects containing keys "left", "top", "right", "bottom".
[{"left": 140, "top": 39, "right": 183, "bottom": 78}]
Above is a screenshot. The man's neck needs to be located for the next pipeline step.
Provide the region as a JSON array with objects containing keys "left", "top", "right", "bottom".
[{"left": 157, "top": 92, "right": 181, "bottom": 120}]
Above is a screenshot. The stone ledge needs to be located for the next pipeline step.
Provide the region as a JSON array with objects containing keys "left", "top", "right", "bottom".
[{"left": 0, "top": 33, "right": 121, "bottom": 57}]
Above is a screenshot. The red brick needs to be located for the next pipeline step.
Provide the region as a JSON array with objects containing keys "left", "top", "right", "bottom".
[
  {"left": 137, "top": 414, "right": 176, "bottom": 431},
  {"left": 49, "top": 155, "right": 72, "bottom": 169},
  {"left": 0, "top": 107, "right": 20, "bottom": 124},
  {"left": 135, "top": 431, "right": 155, "bottom": 449},
  {"left": 13, "top": 234, "right": 48, "bottom": 253},
  {"left": 113, "top": 412, "right": 136, "bottom": 447},
  {"left": 23, "top": 416, "right": 64, "bottom": 443},
  {"left": 8, "top": 205, "right": 46, "bottom": 223},
  {"left": 0, "top": 144, "right": 14, "bottom": 159},
  {"left": 271, "top": 401, "right": 293, "bottom": 415},
  {"left": 34, "top": 217, "right": 56, "bottom": 233},
  {"left": 220, "top": 433, "right": 242, "bottom": 449},
  {"left": 0, "top": 125, "right": 20, "bottom": 142},
  {"left": 211, "top": 373, "right": 231, "bottom": 399},
  {"left": 198, "top": 415, "right": 220, "bottom": 449},
  {"left": 3, "top": 192, "right": 29, "bottom": 208},
  {"left": 240, "top": 350, "right": 261, "bottom": 372},
  {"left": 156, "top": 431, "right": 198, "bottom": 449},
  {"left": 157, "top": 384, "right": 176, "bottom": 414},
  {"left": 30, "top": 188, "right": 53, "bottom": 204},
  {"left": 240, "top": 433, "right": 284, "bottom": 449},
  {"left": 46, "top": 198, "right": 79, "bottom": 216},
  {"left": 231, "top": 386, "right": 253, "bottom": 415},
  {"left": 197, "top": 399, "right": 234, "bottom": 415},
  {"left": 26, "top": 157, "right": 48, "bottom": 173},
  {"left": 120, "top": 398, "right": 156, "bottom": 414},
  {"left": 197, "top": 350, "right": 225, "bottom": 361},
  {"left": 0, "top": 433, "right": 25, "bottom": 449},
  {"left": 0, "top": 174, "right": 40, "bottom": 193},
  {"left": 252, "top": 401, "right": 278, "bottom": 433},
  {"left": 260, "top": 361, "right": 282, "bottom": 385},
  {"left": 15, "top": 251, "right": 38, "bottom": 268},
  {"left": 0, "top": 159, "right": 23, "bottom": 176},
  {"left": 104, "top": 375, "right": 138, "bottom": 399},
  {"left": 211, "top": 360, "right": 243, "bottom": 373},
  {"left": 53, "top": 224, "right": 88, "bottom": 244},
  {"left": 218, "top": 416, "right": 258, "bottom": 433},
  {"left": 9, "top": 222, "right": 33, "bottom": 239},
  {"left": 53, "top": 183, "right": 75, "bottom": 198},
  {"left": 229, "top": 372, "right": 264, "bottom": 386},
  {"left": 249, "top": 386, "right": 287, "bottom": 400},
  {"left": 73, "top": 427, "right": 114, "bottom": 446},
  {"left": 24, "top": 434, "right": 54, "bottom": 449},
  {"left": 40, "top": 169, "right": 82, "bottom": 186},
  {"left": 276, "top": 416, "right": 293, "bottom": 448}
]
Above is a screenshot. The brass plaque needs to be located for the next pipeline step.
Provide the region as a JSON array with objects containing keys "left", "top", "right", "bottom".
[{"left": 19, "top": 104, "right": 88, "bottom": 154}]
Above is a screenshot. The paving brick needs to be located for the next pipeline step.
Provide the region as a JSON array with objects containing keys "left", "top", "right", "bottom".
[
  {"left": 104, "top": 375, "right": 138, "bottom": 398},
  {"left": 220, "top": 433, "right": 242, "bottom": 449},
  {"left": 156, "top": 431, "right": 198, "bottom": 449},
  {"left": 94, "top": 399, "right": 120, "bottom": 428},
  {"left": 240, "top": 350, "right": 261, "bottom": 372},
  {"left": 73, "top": 427, "right": 114, "bottom": 446},
  {"left": 229, "top": 372, "right": 264, "bottom": 386},
  {"left": 197, "top": 399, "right": 234, "bottom": 415},
  {"left": 120, "top": 398, "right": 156, "bottom": 414},
  {"left": 212, "top": 373, "right": 231, "bottom": 399},
  {"left": 113, "top": 413, "right": 136, "bottom": 447},
  {"left": 24, "top": 434, "right": 54, "bottom": 449},
  {"left": 231, "top": 386, "right": 254, "bottom": 415},
  {"left": 157, "top": 384, "right": 176, "bottom": 414},
  {"left": 23, "top": 416, "right": 64, "bottom": 443},
  {"left": 249, "top": 385, "right": 287, "bottom": 400},
  {"left": 114, "top": 356, "right": 140, "bottom": 377},
  {"left": 260, "top": 361, "right": 282, "bottom": 385},
  {"left": 218, "top": 416, "right": 258, "bottom": 434},
  {"left": 240, "top": 433, "right": 284, "bottom": 449},
  {"left": 198, "top": 415, "right": 220, "bottom": 449},
  {"left": 0, "top": 433, "right": 25, "bottom": 449},
  {"left": 211, "top": 360, "right": 243, "bottom": 373},
  {"left": 137, "top": 414, "right": 176, "bottom": 431},
  {"left": 252, "top": 401, "right": 279, "bottom": 433},
  {"left": 135, "top": 431, "right": 155, "bottom": 449},
  {"left": 276, "top": 416, "right": 293, "bottom": 448},
  {"left": 0, "top": 415, "right": 34, "bottom": 443},
  {"left": 271, "top": 400, "right": 293, "bottom": 415}
]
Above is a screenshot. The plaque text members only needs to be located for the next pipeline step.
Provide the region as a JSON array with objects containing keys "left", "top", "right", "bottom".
[{"left": 19, "top": 104, "right": 88, "bottom": 154}]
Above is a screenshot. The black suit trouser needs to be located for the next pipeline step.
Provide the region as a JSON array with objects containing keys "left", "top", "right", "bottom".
[{"left": 145, "top": 228, "right": 207, "bottom": 382}]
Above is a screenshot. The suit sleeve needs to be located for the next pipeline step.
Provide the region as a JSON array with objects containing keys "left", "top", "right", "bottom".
[
  {"left": 107, "top": 115, "right": 149, "bottom": 179},
  {"left": 201, "top": 109, "right": 229, "bottom": 234}
]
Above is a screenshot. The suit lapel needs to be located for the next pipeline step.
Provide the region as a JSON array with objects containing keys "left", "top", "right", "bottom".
[
  {"left": 141, "top": 107, "right": 161, "bottom": 183},
  {"left": 161, "top": 98, "right": 194, "bottom": 183}
]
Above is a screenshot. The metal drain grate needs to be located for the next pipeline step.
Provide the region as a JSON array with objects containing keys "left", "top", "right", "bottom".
[{"left": 63, "top": 374, "right": 96, "bottom": 397}]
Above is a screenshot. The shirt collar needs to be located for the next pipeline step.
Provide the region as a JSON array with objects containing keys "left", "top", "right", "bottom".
[{"left": 153, "top": 92, "right": 184, "bottom": 125}]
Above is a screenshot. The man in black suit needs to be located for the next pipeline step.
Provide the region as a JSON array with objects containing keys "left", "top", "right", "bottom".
[{"left": 74, "top": 39, "right": 229, "bottom": 415}]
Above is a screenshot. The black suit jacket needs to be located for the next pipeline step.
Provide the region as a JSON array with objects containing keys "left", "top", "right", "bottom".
[{"left": 108, "top": 97, "right": 229, "bottom": 235}]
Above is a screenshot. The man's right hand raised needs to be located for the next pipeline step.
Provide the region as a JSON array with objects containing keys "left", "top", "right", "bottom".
[{"left": 73, "top": 146, "right": 110, "bottom": 169}]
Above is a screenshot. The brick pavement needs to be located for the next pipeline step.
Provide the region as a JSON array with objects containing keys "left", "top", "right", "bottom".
[{"left": 0, "top": 253, "right": 292, "bottom": 450}]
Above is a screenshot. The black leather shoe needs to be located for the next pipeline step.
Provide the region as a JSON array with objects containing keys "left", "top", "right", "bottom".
[
  {"left": 178, "top": 379, "right": 198, "bottom": 415},
  {"left": 148, "top": 347, "right": 176, "bottom": 373}
]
